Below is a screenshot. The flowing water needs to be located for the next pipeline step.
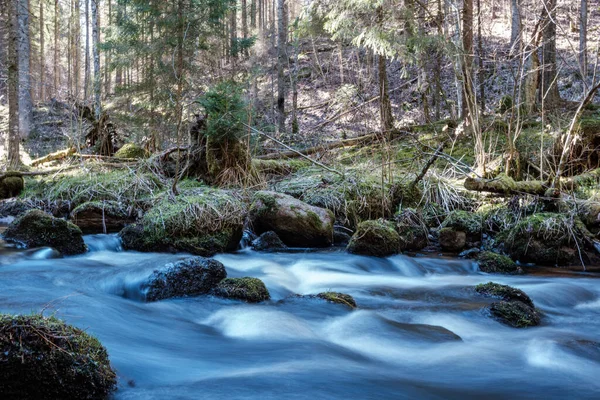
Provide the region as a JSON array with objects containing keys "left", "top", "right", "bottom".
[{"left": 1, "top": 234, "right": 600, "bottom": 399}]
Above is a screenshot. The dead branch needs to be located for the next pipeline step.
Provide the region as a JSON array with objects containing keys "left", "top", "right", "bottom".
[{"left": 30, "top": 147, "right": 77, "bottom": 167}]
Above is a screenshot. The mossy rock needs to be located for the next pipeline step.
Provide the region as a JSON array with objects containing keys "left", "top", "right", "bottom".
[
  {"left": 438, "top": 227, "right": 466, "bottom": 252},
  {"left": 120, "top": 188, "right": 246, "bottom": 256},
  {"left": 114, "top": 143, "right": 147, "bottom": 159},
  {"left": 489, "top": 301, "right": 541, "bottom": 328},
  {"left": 395, "top": 208, "right": 428, "bottom": 251},
  {"left": 143, "top": 257, "right": 227, "bottom": 301},
  {"left": 476, "top": 251, "right": 522, "bottom": 274},
  {"left": 3, "top": 209, "right": 87, "bottom": 255},
  {"left": 212, "top": 277, "right": 270, "bottom": 303},
  {"left": 0, "top": 313, "right": 117, "bottom": 399},
  {"left": 251, "top": 231, "right": 287, "bottom": 251},
  {"left": 347, "top": 219, "right": 401, "bottom": 257},
  {"left": 475, "top": 282, "right": 534, "bottom": 308},
  {"left": 0, "top": 173, "right": 24, "bottom": 199},
  {"left": 476, "top": 203, "right": 518, "bottom": 234},
  {"left": 0, "top": 199, "right": 37, "bottom": 218},
  {"left": 249, "top": 191, "right": 334, "bottom": 247},
  {"left": 70, "top": 200, "right": 136, "bottom": 234},
  {"left": 441, "top": 210, "right": 482, "bottom": 238},
  {"left": 499, "top": 212, "right": 592, "bottom": 266},
  {"left": 317, "top": 292, "right": 357, "bottom": 308}
]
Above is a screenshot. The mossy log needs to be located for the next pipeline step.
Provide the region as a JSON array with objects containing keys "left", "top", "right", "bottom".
[
  {"left": 30, "top": 147, "right": 76, "bottom": 166},
  {"left": 464, "top": 169, "right": 600, "bottom": 196}
]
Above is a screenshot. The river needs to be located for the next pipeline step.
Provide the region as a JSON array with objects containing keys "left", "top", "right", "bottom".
[{"left": 1, "top": 234, "right": 600, "bottom": 399}]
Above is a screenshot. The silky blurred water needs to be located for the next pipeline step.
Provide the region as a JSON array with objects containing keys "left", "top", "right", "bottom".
[{"left": 1, "top": 235, "right": 600, "bottom": 399}]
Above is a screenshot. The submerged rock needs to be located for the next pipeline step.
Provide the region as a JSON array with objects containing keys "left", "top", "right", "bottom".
[
  {"left": 3, "top": 209, "right": 86, "bottom": 255},
  {"left": 120, "top": 188, "right": 246, "bottom": 256},
  {"left": 439, "top": 227, "right": 467, "bottom": 252},
  {"left": 476, "top": 282, "right": 540, "bottom": 328},
  {"left": 476, "top": 251, "right": 522, "bottom": 274},
  {"left": 0, "top": 313, "right": 117, "bottom": 399},
  {"left": 347, "top": 219, "right": 401, "bottom": 257},
  {"left": 144, "top": 257, "right": 227, "bottom": 301},
  {"left": 489, "top": 301, "right": 541, "bottom": 328},
  {"left": 70, "top": 200, "right": 136, "bottom": 233},
  {"left": 251, "top": 231, "right": 287, "bottom": 251},
  {"left": 248, "top": 191, "right": 334, "bottom": 247},
  {"left": 212, "top": 277, "right": 270, "bottom": 303}
]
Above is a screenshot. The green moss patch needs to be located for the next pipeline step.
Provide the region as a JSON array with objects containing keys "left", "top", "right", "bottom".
[
  {"left": 0, "top": 313, "right": 117, "bottom": 399},
  {"left": 489, "top": 301, "right": 541, "bottom": 328},
  {"left": 212, "top": 277, "right": 271, "bottom": 303},
  {"left": 476, "top": 251, "right": 522, "bottom": 274},
  {"left": 347, "top": 219, "right": 401, "bottom": 257},
  {"left": 114, "top": 143, "right": 148, "bottom": 159},
  {"left": 475, "top": 282, "right": 534, "bottom": 308},
  {"left": 441, "top": 210, "right": 482, "bottom": 237},
  {"left": 316, "top": 292, "right": 357, "bottom": 308}
]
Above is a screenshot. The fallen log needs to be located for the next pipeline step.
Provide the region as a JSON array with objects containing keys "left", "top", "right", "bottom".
[
  {"left": 464, "top": 168, "right": 600, "bottom": 196},
  {"left": 258, "top": 133, "right": 378, "bottom": 160},
  {"left": 30, "top": 147, "right": 77, "bottom": 166}
]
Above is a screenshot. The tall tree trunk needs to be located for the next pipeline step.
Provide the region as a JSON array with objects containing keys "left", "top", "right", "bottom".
[
  {"left": 91, "top": 0, "right": 101, "bottom": 119},
  {"left": 377, "top": 5, "right": 393, "bottom": 133},
  {"left": 104, "top": 0, "right": 111, "bottom": 95},
  {"left": 230, "top": 2, "right": 237, "bottom": 59},
  {"left": 461, "top": 0, "right": 474, "bottom": 120},
  {"left": 0, "top": 0, "right": 8, "bottom": 99},
  {"left": 84, "top": 0, "right": 90, "bottom": 100},
  {"left": 580, "top": 0, "right": 587, "bottom": 80},
  {"left": 276, "top": 0, "right": 286, "bottom": 133},
  {"left": 74, "top": 0, "right": 81, "bottom": 97},
  {"left": 541, "top": 0, "right": 561, "bottom": 107},
  {"left": 17, "top": 0, "right": 32, "bottom": 139},
  {"left": 242, "top": 0, "right": 248, "bottom": 57},
  {"left": 54, "top": 0, "right": 59, "bottom": 96},
  {"left": 39, "top": 0, "right": 44, "bottom": 100},
  {"left": 477, "top": 0, "right": 484, "bottom": 112},
  {"left": 510, "top": 0, "right": 522, "bottom": 51},
  {"left": 8, "top": 0, "right": 21, "bottom": 167},
  {"left": 250, "top": 0, "right": 256, "bottom": 29}
]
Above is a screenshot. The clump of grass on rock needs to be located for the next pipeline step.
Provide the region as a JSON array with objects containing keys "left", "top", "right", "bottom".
[
  {"left": 0, "top": 313, "right": 117, "bottom": 399},
  {"left": 121, "top": 187, "right": 246, "bottom": 256}
]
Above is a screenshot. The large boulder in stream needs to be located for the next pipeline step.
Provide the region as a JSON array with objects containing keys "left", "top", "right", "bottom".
[
  {"left": 212, "top": 277, "right": 271, "bottom": 303},
  {"left": 120, "top": 188, "right": 246, "bottom": 256},
  {"left": 251, "top": 231, "right": 287, "bottom": 251},
  {"left": 498, "top": 212, "right": 592, "bottom": 266},
  {"left": 0, "top": 313, "right": 117, "bottom": 399},
  {"left": 3, "top": 209, "right": 87, "bottom": 255},
  {"left": 248, "top": 191, "right": 334, "bottom": 247},
  {"left": 143, "top": 257, "right": 227, "bottom": 301},
  {"left": 70, "top": 201, "right": 136, "bottom": 233},
  {"left": 347, "top": 219, "right": 401, "bottom": 257},
  {"left": 475, "top": 282, "right": 540, "bottom": 328}
]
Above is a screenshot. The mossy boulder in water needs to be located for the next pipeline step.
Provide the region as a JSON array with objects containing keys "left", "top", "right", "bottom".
[
  {"left": 476, "top": 282, "right": 539, "bottom": 328},
  {"left": 251, "top": 231, "right": 287, "bottom": 251},
  {"left": 317, "top": 292, "right": 357, "bottom": 308},
  {"left": 0, "top": 313, "right": 117, "bottom": 399},
  {"left": 114, "top": 143, "right": 147, "bottom": 159},
  {"left": 120, "top": 188, "right": 246, "bottom": 256},
  {"left": 212, "top": 277, "right": 270, "bottom": 303},
  {"left": 248, "top": 191, "right": 334, "bottom": 247},
  {"left": 0, "top": 173, "right": 24, "bottom": 199},
  {"left": 347, "top": 219, "right": 401, "bottom": 257},
  {"left": 489, "top": 300, "right": 541, "bottom": 328},
  {"left": 499, "top": 212, "right": 591, "bottom": 266},
  {"left": 439, "top": 227, "right": 467, "bottom": 252},
  {"left": 395, "top": 208, "right": 428, "bottom": 251},
  {"left": 476, "top": 251, "right": 522, "bottom": 274},
  {"left": 71, "top": 200, "right": 136, "bottom": 233},
  {"left": 475, "top": 282, "right": 534, "bottom": 307},
  {"left": 3, "top": 209, "right": 86, "bottom": 255},
  {"left": 143, "top": 257, "right": 227, "bottom": 301}
]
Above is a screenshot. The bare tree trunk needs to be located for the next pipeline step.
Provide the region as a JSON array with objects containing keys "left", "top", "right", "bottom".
[
  {"left": 510, "top": 0, "right": 522, "bottom": 51},
  {"left": 104, "top": 0, "right": 111, "bottom": 95},
  {"left": 541, "top": 0, "right": 561, "bottom": 107},
  {"left": 17, "top": 0, "right": 32, "bottom": 139},
  {"left": 250, "top": 0, "right": 256, "bottom": 29},
  {"left": 91, "top": 0, "right": 101, "bottom": 119},
  {"left": 230, "top": 2, "right": 237, "bottom": 60},
  {"left": 580, "top": 0, "right": 587, "bottom": 80},
  {"left": 39, "top": 0, "right": 44, "bottom": 100},
  {"left": 242, "top": 0, "right": 248, "bottom": 57},
  {"left": 74, "top": 0, "right": 81, "bottom": 97},
  {"left": 461, "top": 0, "right": 474, "bottom": 120},
  {"left": 84, "top": 0, "right": 90, "bottom": 100},
  {"left": 8, "top": 0, "right": 21, "bottom": 167},
  {"left": 54, "top": 0, "right": 59, "bottom": 96},
  {"left": 276, "top": 0, "right": 286, "bottom": 133},
  {"left": 0, "top": 0, "right": 8, "bottom": 99}
]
